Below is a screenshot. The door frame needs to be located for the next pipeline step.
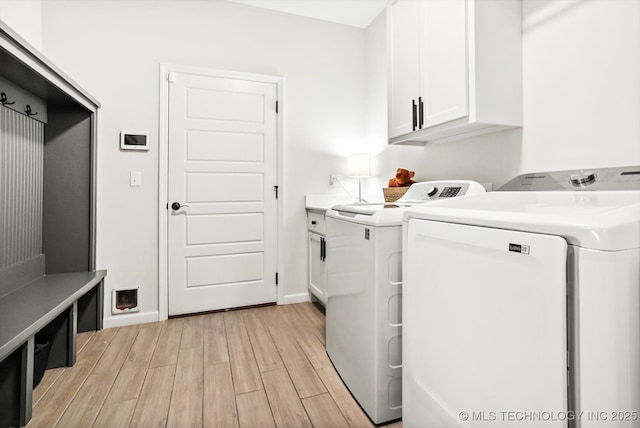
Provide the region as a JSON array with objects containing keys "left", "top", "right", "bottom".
[{"left": 158, "top": 63, "right": 284, "bottom": 321}]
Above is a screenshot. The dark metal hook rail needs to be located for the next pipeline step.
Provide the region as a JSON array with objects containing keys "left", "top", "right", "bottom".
[{"left": 0, "top": 92, "right": 39, "bottom": 117}]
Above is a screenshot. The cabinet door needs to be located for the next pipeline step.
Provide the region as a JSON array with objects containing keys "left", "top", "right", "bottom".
[
  {"left": 308, "top": 232, "right": 327, "bottom": 304},
  {"left": 387, "top": 0, "right": 421, "bottom": 139},
  {"left": 404, "top": 219, "right": 568, "bottom": 426},
  {"left": 419, "top": 0, "right": 468, "bottom": 127}
]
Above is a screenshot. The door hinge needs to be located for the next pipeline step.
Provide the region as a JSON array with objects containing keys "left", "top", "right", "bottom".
[
  {"left": 276, "top": 101, "right": 279, "bottom": 113},
  {"left": 273, "top": 185, "right": 279, "bottom": 199},
  {"left": 167, "top": 72, "right": 176, "bottom": 83},
  {"left": 275, "top": 272, "right": 279, "bottom": 285}
]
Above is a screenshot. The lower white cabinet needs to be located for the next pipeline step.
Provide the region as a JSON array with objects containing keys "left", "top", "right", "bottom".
[{"left": 307, "top": 211, "right": 327, "bottom": 304}]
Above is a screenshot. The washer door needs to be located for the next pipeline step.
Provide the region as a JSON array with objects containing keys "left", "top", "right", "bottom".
[{"left": 403, "top": 219, "right": 568, "bottom": 428}]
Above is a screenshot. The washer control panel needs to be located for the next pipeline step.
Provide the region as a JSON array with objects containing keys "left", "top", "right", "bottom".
[
  {"left": 439, "top": 187, "right": 462, "bottom": 197},
  {"left": 498, "top": 166, "right": 640, "bottom": 191},
  {"left": 399, "top": 181, "right": 483, "bottom": 202}
]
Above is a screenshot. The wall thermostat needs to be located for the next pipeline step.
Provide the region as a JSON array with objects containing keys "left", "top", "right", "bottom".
[{"left": 120, "top": 131, "right": 149, "bottom": 151}]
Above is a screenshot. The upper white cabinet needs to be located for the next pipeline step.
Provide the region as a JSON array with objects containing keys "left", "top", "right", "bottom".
[{"left": 387, "top": 0, "right": 522, "bottom": 144}]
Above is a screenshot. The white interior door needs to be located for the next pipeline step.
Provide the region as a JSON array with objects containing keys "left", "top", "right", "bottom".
[{"left": 168, "top": 72, "right": 278, "bottom": 316}]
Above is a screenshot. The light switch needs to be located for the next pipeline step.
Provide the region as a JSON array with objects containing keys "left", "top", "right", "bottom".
[{"left": 130, "top": 171, "right": 142, "bottom": 187}]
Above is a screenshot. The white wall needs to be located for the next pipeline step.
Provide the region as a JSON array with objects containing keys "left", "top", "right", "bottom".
[
  {"left": 40, "top": 0, "right": 368, "bottom": 326},
  {"left": 0, "top": 0, "right": 42, "bottom": 50},
  {"left": 520, "top": 0, "right": 640, "bottom": 172}
]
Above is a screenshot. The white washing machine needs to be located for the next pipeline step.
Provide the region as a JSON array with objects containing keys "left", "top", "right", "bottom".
[
  {"left": 325, "top": 180, "right": 486, "bottom": 424},
  {"left": 402, "top": 166, "right": 640, "bottom": 428}
]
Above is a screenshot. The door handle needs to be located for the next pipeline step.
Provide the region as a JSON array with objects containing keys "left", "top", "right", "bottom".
[
  {"left": 412, "top": 99, "right": 417, "bottom": 131},
  {"left": 171, "top": 202, "right": 189, "bottom": 211}
]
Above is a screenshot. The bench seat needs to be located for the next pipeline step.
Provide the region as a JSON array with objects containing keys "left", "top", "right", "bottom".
[
  {"left": 0, "top": 270, "right": 106, "bottom": 427},
  {"left": 0, "top": 270, "right": 106, "bottom": 362}
]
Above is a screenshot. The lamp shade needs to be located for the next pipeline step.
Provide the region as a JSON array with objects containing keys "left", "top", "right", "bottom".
[{"left": 348, "top": 153, "right": 371, "bottom": 177}]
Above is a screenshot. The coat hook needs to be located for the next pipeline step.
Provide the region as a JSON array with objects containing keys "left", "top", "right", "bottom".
[
  {"left": 25, "top": 105, "right": 38, "bottom": 116},
  {"left": 0, "top": 92, "right": 15, "bottom": 106}
]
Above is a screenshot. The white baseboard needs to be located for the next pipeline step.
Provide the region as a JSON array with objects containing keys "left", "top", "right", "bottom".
[
  {"left": 102, "top": 294, "right": 312, "bottom": 329},
  {"left": 102, "top": 311, "right": 160, "bottom": 329},
  {"left": 281, "top": 292, "right": 311, "bottom": 305}
]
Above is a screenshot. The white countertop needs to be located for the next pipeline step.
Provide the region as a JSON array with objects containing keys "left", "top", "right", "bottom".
[
  {"left": 305, "top": 194, "right": 353, "bottom": 213},
  {"left": 305, "top": 193, "right": 385, "bottom": 213}
]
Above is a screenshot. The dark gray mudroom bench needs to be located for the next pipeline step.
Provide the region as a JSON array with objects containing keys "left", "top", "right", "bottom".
[{"left": 1, "top": 19, "right": 104, "bottom": 427}]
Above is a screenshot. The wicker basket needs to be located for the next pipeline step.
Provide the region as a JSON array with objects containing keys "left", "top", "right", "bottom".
[{"left": 383, "top": 187, "right": 409, "bottom": 202}]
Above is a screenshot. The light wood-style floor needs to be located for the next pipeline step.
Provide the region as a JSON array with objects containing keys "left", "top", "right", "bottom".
[{"left": 26, "top": 302, "right": 403, "bottom": 428}]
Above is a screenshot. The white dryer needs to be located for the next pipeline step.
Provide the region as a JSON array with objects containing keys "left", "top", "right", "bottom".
[
  {"left": 325, "top": 180, "right": 486, "bottom": 424},
  {"left": 402, "top": 166, "right": 640, "bottom": 428}
]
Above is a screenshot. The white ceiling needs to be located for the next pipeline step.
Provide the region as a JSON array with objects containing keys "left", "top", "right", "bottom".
[{"left": 227, "top": 0, "right": 387, "bottom": 29}]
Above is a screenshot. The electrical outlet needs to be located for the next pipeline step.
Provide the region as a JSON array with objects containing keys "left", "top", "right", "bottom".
[{"left": 330, "top": 174, "right": 340, "bottom": 187}]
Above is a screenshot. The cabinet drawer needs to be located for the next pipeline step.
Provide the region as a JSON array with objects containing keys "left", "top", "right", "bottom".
[{"left": 307, "top": 211, "right": 326, "bottom": 235}]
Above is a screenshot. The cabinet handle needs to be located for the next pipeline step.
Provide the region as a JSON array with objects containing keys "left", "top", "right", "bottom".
[
  {"left": 320, "top": 237, "right": 326, "bottom": 261},
  {"left": 311, "top": 220, "right": 317, "bottom": 225},
  {"left": 412, "top": 99, "right": 417, "bottom": 131},
  {"left": 419, "top": 97, "right": 424, "bottom": 129}
]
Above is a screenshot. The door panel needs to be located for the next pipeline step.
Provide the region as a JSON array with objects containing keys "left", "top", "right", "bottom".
[
  {"left": 308, "top": 231, "right": 327, "bottom": 304},
  {"left": 186, "top": 253, "right": 263, "bottom": 287},
  {"left": 168, "top": 72, "right": 277, "bottom": 316},
  {"left": 387, "top": 0, "right": 421, "bottom": 138},
  {"left": 187, "top": 173, "right": 264, "bottom": 202},
  {"left": 420, "top": 0, "right": 468, "bottom": 126},
  {"left": 186, "top": 214, "right": 263, "bottom": 245},
  {"left": 187, "top": 87, "right": 264, "bottom": 122},
  {"left": 186, "top": 131, "right": 263, "bottom": 162},
  {"left": 404, "top": 219, "right": 568, "bottom": 427}
]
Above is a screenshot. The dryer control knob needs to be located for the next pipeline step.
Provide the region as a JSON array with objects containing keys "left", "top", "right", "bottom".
[
  {"left": 570, "top": 172, "right": 596, "bottom": 187},
  {"left": 427, "top": 186, "right": 439, "bottom": 197}
]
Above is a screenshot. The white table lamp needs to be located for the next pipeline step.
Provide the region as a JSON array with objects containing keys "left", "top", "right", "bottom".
[{"left": 348, "top": 154, "right": 371, "bottom": 203}]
